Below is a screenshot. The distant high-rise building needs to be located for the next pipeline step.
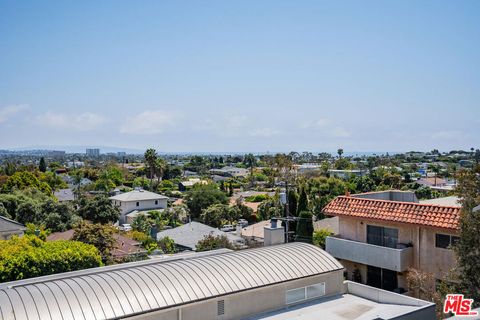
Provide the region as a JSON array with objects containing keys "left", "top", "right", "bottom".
[
  {"left": 48, "top": 150, "right": 66, "bottom": 158},
  {"left": 86, "top": 148, "right": 100, "bottom": 157}
]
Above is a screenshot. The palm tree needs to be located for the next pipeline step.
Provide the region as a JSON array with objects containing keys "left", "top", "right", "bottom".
[
  {"left": 144, "top": 148, "right": 157, "bottom": 190},
  {"left": 337, "top": 148, "right": 344, "bottom": 159},
  {"left": 429, "top": 164, "right": 440, "bottom": 186},
  {"left": 155, "top": 158, "right": 166, "bottom": 185},
  {"left": 245, "top": 153, "right": 256, "bottom": 187}
]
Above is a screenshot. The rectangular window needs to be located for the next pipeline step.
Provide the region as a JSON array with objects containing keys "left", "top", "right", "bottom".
[
  {"left": 286, "top": 288, "right": 306, "bottom": 304},
  {"left": 155, "top": 200, "right": 158, "bottom": 205},
  {"left": 367, "top": 225, "right": 398, "bottom": 248},
  {"left": 306, "top": 283, "right": 325, "bottom": 299},
  {"left": 436, "top": 233, "right": 459, "bottom": 249},
  {"left": 136, "top": 201, "right": 140, "bottom": 207}
]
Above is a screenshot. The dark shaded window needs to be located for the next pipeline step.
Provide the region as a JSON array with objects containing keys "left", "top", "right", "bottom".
[
  {"left": 136, "top": 201, "right": 140, "bottom": 207},
  {"left": 436, "top": 233, "right": 459, "bottom": 249},
  {"left": 155, "top": 200, "right": 158, "bottom": 205},
  {"left": 367, "top": 225, "right": 398, "bottom": 248},
  {"left": 367, "top": 266, "right": 398, "bottom": 291}
]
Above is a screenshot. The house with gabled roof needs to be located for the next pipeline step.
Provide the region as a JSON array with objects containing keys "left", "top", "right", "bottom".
[
  {"left": 109, "top": 188, "right": 169, "bottom": 224},
  {"left": 0, "top": 215, "right": 26, "bottom": 240},
  {"left": 323, "top": 190, "right": 461, "bottom": 293}
]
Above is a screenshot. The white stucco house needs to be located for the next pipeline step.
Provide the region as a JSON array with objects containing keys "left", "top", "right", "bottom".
[{"left": 109, "top": 189, "right": 168, "bottom": 223}]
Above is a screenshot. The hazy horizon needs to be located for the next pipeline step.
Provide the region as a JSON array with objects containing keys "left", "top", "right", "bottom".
[{"left": 1, "top": 1, "right": 479, "bottom": 152}]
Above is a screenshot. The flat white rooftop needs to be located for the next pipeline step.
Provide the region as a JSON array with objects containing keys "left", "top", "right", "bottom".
[
  {"left": 247, "top": 281, "right": 435, "bottom": 320},
  {"left": 247, "top": 294, "right": 424, "bottom": 320}
]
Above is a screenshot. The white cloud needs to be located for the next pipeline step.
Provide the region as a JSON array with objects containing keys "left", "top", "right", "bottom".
[
  {"left": 120, "top": 110, "right": 176, "bottom": 134},
  {"left": 35, "top": 111, "right": 107, "bottom": 131},
  {"left": 331, "top": 127, "right": 351, "bottom": 138},
  {"left": 0, "top": 104, "right": 28, "bottom": 123},
  {"left": 300, "top": 118, "right": 331, "bottom": 129},
  {"left": 250, "top": 127, "right": 280, "bottom": 137}
]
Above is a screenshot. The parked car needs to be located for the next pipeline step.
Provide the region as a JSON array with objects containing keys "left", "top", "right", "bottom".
[
  {"left": 238, "top": 219, "right": 248, "bottom": 227},
  {"left": 220, "top": 224, "right": 235, "bottom": 232},
  {"left": 119, "top": 224, "right": 132, "bottom": 231}
]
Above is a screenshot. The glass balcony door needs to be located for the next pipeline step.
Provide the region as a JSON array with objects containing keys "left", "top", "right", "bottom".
[{"left": 367, "top": 225, "right": 398, "bottom": 248}]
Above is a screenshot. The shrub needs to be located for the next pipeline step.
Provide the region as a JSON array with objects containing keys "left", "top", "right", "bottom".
[{"left": 0, "top": 235, "right": 102, "bottom": 282}]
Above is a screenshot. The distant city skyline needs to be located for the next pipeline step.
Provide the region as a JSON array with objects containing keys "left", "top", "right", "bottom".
[{"left": 1, "top": 1, "right": 479, "bottom": 152}]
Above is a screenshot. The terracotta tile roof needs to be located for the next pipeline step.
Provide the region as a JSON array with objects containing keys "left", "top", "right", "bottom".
[{"left": 323, "top": 196, "right": 461, "bottom": 230}]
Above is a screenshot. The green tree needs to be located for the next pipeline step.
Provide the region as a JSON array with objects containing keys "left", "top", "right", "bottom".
[
  {"left": 257, "top": 194, "right": 282, "bottom": 221},
  {"left": 297, "top": 187, "right": 309, "bottom": 213},
  {"left": 94, "top": 169, "right": 116, "bottom": 192},
  {"left": 155, "top": 158, "right": 166, "bottom": 184},
  {"left": 2, "top": 171, "right": 52, "bottom": 195},
  {"left": 287, "top": 189, "right": 298, "bottom": 216},
  {"left": 0, "top": 203, "right": 10, "bottom": 219},
  {"left": 313, "top": 228, "right": 332, "bottom": 249},
  {"left": 144, "top": 148, "right": 158, "bottom": 190},
  {"left": 132, "top": 214, "right": 152, "bottom": 234},
  {"left": 295, "top": 210, "right": 313, "bottom": 243},
  {"left": 337, "top": 148, "right": 344, "bottom": 158},
  {"left": 133, "top": 176, "right": 149, "bottom": 189},
  {"left": 157, "top": 236, "right": 176, "bottom": 254},
  {"left": 200, "top": 204, "right": 241, "bottom": 228},
  {"left": 39, "top": 157, "right": 47, "bottom": 172},
  {"left": 40, "top": 199, "right": 79, "bottom": 232},
  {"left": 453, "top": 166, "right": 480, "bottom": 305},
  {"left": 77, "top": 195, "right": 120, "bottom": 224},
  {"left": 0, "top": 235, "right": 102, "bottom": 282},
  {"left": 184, "top": 184, "right": 228, "bottom": 219},
  {"left": 196, "top": 234, "right": 235, "bottom": 252},
  {"left": 72, "top": 222, "right": 117, "bottom": 263}
]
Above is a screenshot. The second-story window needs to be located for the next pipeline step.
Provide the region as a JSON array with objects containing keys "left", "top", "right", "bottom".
[
  {"left": 155, "top": 200, "right": 158, "bottom": 205},
  {"left": 367, "top": 225, "right": 398, "bottom": 248},
  {"left": 136, "top": 201, "right": 140, "bottom": 207},
  {"left": 435, "top": 233, "right": 459, "bottom": 249}
]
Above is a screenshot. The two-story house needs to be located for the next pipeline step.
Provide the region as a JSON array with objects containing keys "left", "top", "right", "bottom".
[
  {"left": 109, "top": 188, "right": 169, "bottom": 224},
  {"left": 323, "top": 190, "right": 461, "bottom": 293}
]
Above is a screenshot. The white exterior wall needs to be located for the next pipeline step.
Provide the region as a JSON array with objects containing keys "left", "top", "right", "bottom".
[{"left": 114, "top": 198, "right": 168, "bottom": 223}]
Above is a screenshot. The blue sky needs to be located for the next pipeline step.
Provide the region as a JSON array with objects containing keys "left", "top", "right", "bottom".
[{"left": 1, "top": 1, "right": 479, "bottom": 153}]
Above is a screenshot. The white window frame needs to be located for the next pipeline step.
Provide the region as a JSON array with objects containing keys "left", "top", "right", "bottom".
[{"left": 286, "top": 282, "right": 326, "bottom": 305}]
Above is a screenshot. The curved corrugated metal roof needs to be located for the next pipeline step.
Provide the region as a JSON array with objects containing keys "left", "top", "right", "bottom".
[{"left": 0, "top": 243, "right": 342, "bottom": 320}]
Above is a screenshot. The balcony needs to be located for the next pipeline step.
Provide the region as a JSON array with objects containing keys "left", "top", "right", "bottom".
[{"left": 325, "top": 236, "right": 413, "bottom": 272}]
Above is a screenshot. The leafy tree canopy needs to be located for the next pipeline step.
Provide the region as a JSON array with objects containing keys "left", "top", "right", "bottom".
[
  {"left": 77, "top": 195, "right": 120, "bottom": 224},
  {"left": 196, "top": 234, "right": 235, "bottom": 252},
  {"left": 0, "top": 235, "right": 102, "bottom": 283},
  {"left": 184, "top": 184, "right": 228, "bottom": 219}
]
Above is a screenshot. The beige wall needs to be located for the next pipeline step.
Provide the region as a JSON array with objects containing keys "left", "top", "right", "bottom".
[
  {"left": 337, "top": 216, "right": 457, "bottom": 288},
  {"left": 127, "top": 271, "right": 344, "bottom": 320}
]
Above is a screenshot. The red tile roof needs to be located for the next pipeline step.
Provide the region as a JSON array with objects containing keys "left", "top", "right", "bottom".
[{"left": 323, "top": 196, "right": 461, "bottom": 230}]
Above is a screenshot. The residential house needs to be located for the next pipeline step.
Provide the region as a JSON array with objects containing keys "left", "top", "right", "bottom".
[
  {"left": 46, "top": 229, "right": 146, "bottom": 259},
  {"left": 327, "top": 169, "right": 368, "bottom": 179},
  {"left": 416, "top": 177, "right": 447, "bottom": 187},
  {"left": 156, "top": 221, "right": 245, "bottom": 251},
  {"left": 109, "top": 188, "right": 168, "bottom": 224},
  {"left": 241, "top": 220, "right": 276, "bottom": 244},
  {"left": 0, "top": 243, "right": 436, "bottom": 319},
  {"left": 178, "top": 178, "right": 207, "bottom": 191},
  {"left": 209, "top": 166, "right": 249, "bottom": 178},
  {"left": 324, "top": 190, "right": 461, "bottom": 293},
  {"left": 0, "top": 216, "right": 26, "bottom": 240},
  {"left": 54, "top": 188, "right": 75, "bottom": 202}
]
